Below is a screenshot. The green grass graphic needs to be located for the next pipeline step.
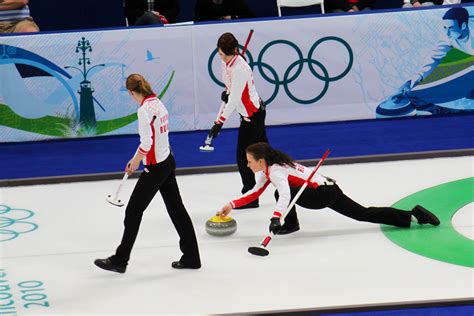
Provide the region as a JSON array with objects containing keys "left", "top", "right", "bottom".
[
  {"left": 0, "top": 104, "right": 71, "bottom": 136},
  {"left": 0, "top": 70, "right": 174, "bottom": 137},
  {"left": 422, "top": 49, "right": 474, "bottom": 85}
]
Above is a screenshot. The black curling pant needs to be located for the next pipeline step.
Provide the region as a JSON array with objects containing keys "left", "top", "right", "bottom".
[
  {"left": 112, "top": 154, "right": 200, "bottom": 267},
  {"left": 275, "top": 184, "right": 412, "bottom": 228},
  {"left": 237, "top": 105, "right": 268, "bottom": 195}
]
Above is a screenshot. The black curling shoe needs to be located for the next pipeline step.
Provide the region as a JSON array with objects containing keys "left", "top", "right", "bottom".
[
  {"left": 412, "top": 205, "right": 440, "bottom": 226},
  {"left": 277, "top": 221, "right": 300, "bottom": 235},
  {"left": 94, "top": 258, "right": 126, "bottom": 273},
  {"left": 171, "top": 261, "right": 201, "bottom": 270}
]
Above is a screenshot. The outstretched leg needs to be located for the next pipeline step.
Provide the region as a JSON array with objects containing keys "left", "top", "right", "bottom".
[
  {"left": 330, "top": 192, "right": 412, "bottom": 228},
  {"left": 276, "top": 183, "right": 439, "bottom": 232}
]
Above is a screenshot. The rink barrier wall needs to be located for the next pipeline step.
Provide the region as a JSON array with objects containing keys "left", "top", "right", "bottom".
[
  {"left": 1, "top": 113, "right": 473, "bottom": 186},
  {"left": 1, "top": 148, "right": 472, "bottom": 187},
  {"left": 1, "top": 4, "right": 474, "bottom": 143}
]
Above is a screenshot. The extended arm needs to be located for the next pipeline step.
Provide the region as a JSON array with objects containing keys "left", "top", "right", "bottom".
[{"left": 218, "top": 173, "right": 270, "bottom": 217}]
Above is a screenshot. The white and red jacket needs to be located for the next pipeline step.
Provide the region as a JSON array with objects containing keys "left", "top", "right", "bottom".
[
  {"left": 137, "top": 94, "right": 170, "bottom": 165},
  {"left": 230, "top": 163, "right": 327, "bottom": 219},
  {"left": 215, "top": 54, "right": 262, "bottom": 125}
]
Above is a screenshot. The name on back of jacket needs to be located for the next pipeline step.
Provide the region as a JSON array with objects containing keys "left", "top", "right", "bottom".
[{"left": 159, "top": 114, "right": 169, "bottom": 134}]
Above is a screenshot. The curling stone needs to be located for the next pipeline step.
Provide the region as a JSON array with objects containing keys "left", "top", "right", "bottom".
[
  {"left": 376, "top": 96, "right": 415, "bottom": 118},
  {"left": 205, "top": 216, "right": 237, "bottom": 236}
]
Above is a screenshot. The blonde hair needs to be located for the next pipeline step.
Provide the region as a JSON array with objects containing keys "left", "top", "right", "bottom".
[{"left": 125, "top": 74, "right": 155, "bottom": 96}]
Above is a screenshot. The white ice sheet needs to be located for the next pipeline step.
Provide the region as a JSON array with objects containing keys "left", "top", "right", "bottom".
[{"left": 0, "top": 156, "right": 473, "bottom": 315}]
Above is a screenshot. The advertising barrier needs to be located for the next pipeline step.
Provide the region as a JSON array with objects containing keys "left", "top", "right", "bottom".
[{"left": 0, "top": 6, "right": 472, "bottom": 142}]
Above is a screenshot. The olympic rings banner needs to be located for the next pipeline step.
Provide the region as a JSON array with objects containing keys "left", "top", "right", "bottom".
[
  {"left": 1, "top": 5, "right": 473, "bottom": 142},
  {"left": 194, "top": 6, "right": 474, "bottom": 128}
]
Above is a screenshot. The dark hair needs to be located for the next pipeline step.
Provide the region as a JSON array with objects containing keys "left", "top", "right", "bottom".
[
  {"left": 246, "top": 142, "right": 295, "bottom": 168},
  {"left": 217, "top": 32, "right": 239, "bottom": 56},
  {"left": 442, "top": 7, "right": 469, "bottom": 27},
  {"left": 126, "top": 73, "right": 155, "bottom": 96}
]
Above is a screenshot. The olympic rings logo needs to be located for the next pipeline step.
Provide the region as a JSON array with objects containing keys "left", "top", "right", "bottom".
[
  {"left": 0, "top": 204, "right": 38, "bottom": 242},
  {"left": 208, "top": 37, "right": 353, "bottom": 105}
]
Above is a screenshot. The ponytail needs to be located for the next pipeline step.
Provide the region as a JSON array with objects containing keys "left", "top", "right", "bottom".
[
  {"left": 126, "top": 73, "right": 155, "bottom": 97},
  {"left": 246, "top": 142, "right": 295, "bottom": 168}
]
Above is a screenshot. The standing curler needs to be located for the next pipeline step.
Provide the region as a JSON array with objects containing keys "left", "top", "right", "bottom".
[
  {"left": 199, "top": 29, "right": 254, "bottom": 153},
  {"left": 94, "top": 74, "right": 201, "bottom": 274},
  {"left": 205, "top": 31, "right": 268, "bottom": 209}
]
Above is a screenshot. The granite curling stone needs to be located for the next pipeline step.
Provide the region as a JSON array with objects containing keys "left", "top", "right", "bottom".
[{"left": 205, "top": 216, "right": 237, "bottom": 236}]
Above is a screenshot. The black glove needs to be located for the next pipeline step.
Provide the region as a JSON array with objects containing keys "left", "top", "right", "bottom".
[
  {"left": 221, "top": 90, "right": 229, "bottom": 103},
  {"left": 269, "top": 217, "right": 282, "bottom": 234},
  {"left": 208, "top": 122, "right": 222, "bottom": 139}
]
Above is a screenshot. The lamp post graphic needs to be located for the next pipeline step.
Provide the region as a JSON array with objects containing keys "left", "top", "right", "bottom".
[{"left": 65, "top": 37, "right": 104, "bottom": 130}]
